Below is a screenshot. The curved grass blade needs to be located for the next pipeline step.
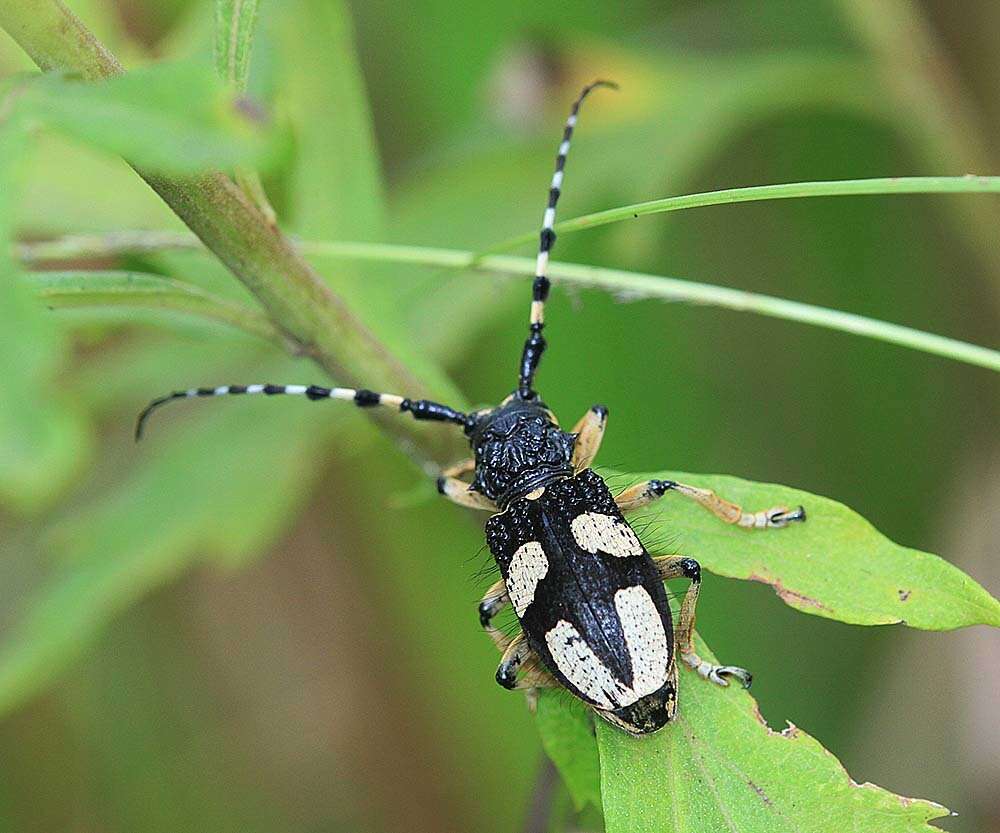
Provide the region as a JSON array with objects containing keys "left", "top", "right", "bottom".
[{"left": 484, "top": 175, "right": 1000, "bottom": 254}]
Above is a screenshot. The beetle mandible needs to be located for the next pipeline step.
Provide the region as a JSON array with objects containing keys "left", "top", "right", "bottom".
[{"left": 137, "top": 81, "right": 805, "bottom": 735}]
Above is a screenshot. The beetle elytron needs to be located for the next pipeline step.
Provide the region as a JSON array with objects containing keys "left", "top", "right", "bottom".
[{"left": 137, "top": 81, "right": 805, "bottom": 735}]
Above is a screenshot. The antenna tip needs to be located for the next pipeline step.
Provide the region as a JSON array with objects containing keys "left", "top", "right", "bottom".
[{"left": 587, "top": 79, "right": 620, "bottom": 92}]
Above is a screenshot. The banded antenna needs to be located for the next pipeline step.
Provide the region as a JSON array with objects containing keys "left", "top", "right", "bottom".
[
  {"left": 135, "top": 384, "right": 470, "bottom": 441},
  {"left": 516, "top": 79, "right": 618, "bottom": 400}
]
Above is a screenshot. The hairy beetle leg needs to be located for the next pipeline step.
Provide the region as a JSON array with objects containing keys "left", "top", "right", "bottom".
[
  {"left": 653, "top": 554, "right": 753, "bottom": 690},
  {"left": 617, "top": 478, "right": 806, "bottom": 530},
  {"left": 570, "top": 404, "right": 608, "bottom": 471},
  {"left": 438, "top": 459, "right": 497, "bottom": 511},
  {"left": 478, "top": 579, "right": 511, "bottom": 651},
  {"left": 496, "top": 640, "right": 560, "bottom": 712},
  {"left": 496, "top": 636, "right": 532, "bottom": 689}
]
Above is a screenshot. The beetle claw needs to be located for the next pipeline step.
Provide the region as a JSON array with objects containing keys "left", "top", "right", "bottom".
[{"left": 766, "top": 505, "right": 806, "bottom": 527}]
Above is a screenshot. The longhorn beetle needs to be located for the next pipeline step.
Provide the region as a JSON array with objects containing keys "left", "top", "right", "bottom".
[{"left": 137, "top": 81, "right": 806, "bottom": 735}]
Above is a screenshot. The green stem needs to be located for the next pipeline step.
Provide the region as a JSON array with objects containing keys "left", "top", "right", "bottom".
[
  {"left": 17, "top": 232, "right": 1000, "bottom": 371},
  {"left": 0, "top": 0, "right": 460, "bottom": 463},
  {"left": 26, "top": 271, "right": 285, "bottom": 346},
  {"left": 17, "top": 231, "right": 200, "bottom": 264},
  {"left": 483, "top": 176, "right": 1000, "bottom": 254},
  {"left": 303, "top": 243, "right": 1000, "bottom": 373}
]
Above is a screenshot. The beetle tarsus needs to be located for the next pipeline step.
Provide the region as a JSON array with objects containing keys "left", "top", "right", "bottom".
[{"left": 682, "top": 652, "right": 753, "bottom": 689}]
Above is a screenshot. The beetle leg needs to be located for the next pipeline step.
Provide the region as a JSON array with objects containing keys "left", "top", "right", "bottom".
[
  {"left": 496, "top": 634, "right": 533, "bottom": 689},
  {"left": 495, "top": 633, "right": 559, "bottom": 702},
  {"left": 653, "top": 555, "right": 752, "bottom": 689},
  {"left": 617, "top": 479, "right": 805, "bottom": 530},
  {"left": 437, "top": 459, "right": 497, "bottom": 511},
  {"left": 481, "top": 583, "right": 558, "bottom": 708},
  {"left": 570, "top": 405, "right": 608, "bottom": 471},
  {"left": 442, "top": 459, "right": 475, "bottom": 478},
  {"left": 478, "top": 579, "right": 511, "bottom": 651}
]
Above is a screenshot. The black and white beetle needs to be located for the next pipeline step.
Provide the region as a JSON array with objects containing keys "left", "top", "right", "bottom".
[{"left": 137, "top": 81, "right": 805, "bottom": 735}]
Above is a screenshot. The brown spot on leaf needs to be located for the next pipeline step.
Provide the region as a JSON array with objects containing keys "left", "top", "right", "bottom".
[
  {"left": 747, "top": 779, "right": 773, "bottom": 806},
  {"left": 897, "top": 589, "right": 911, "bottom": 602},
  {"left": 234, "top": 95, "right": 268, "bottom": 125},
  {"left": 747, "top": 573, "right": 831, "bottom": 612},
  {"left": 750, "top": 702, "right": 769, "bottom": 728}
]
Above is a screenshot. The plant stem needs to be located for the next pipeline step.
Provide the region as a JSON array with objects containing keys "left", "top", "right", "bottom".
[
  {"left": 19, "top": 234, "right": 1000, "bottom": 372},
  {"left": 303, "top": 243, "right": 1000, "bottom": 373},
  {"left": 0, "top": 0, "right": 461, "bottom": 464},
  {"left": 483, "top": 176, "right": 1000, "bottom": 254},
  {"left": 17, "top": 231, "right": 200, "bottom": 264}
]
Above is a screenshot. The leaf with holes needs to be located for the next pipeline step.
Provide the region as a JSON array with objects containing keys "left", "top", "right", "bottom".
[
  {"left": 535, "top": 635, "right": 950, "bottom": 833},
  {"left": 597, "top": 635, "right": 950, "bottom": 833},
  {"left": 616, "top": 470, "right": 1000, "bottom": 630}
]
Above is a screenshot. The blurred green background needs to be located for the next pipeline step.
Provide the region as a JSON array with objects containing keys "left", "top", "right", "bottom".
[{"left": 1, "top": 1, "right": 998, "bottom": 831}]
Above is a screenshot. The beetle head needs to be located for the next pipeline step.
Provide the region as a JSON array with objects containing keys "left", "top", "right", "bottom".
[{"left": 467, "top": 397, "right": 575, "bottom": 507}]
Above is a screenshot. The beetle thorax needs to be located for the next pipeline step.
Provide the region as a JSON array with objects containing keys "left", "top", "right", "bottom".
[{"left": 469, "top": 400, "right": 575, "bottom": 508}]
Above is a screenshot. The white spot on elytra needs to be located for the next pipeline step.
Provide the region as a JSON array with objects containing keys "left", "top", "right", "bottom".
[
  {"left": 544, "top": 585, "right": 669, "bottom": 710},
  {"left": 570, "top": 512, "right": 643, "bottom": 557},
  {"left": 614, "top": 586, "right": 670, "bottom": 699},
  {"left": 507, "top": 542, "right": 549, "bottom": 616},
  {"left": 545, "top": 620, "right": 627, "bottom": 710}
]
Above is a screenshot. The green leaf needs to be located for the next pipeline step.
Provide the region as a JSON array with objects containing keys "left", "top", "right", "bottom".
[
  {"left": 594, "top": 635, "right": 950, "bottom": 833},
  {"left": 214, "top": 0, "right": 275, "bottom": 222},
  {"left": 214, "top": 0, "right": 260, "bottom": 92},
  {"left": 0, "top": 112, "right": 88, "bottom": 512},
  {"left": 0, "top": 390, "right": 329, "bottom": 715},
  {"left": 12, "top": 62, "right": 277, "bottom": 174},
  {"left": 535, "top": 691, "right": 602, "bottom": 812},
  {"left": 621, "top": 470, "right": 1000, "bottom": 629},
  {"left": 24, "top": 270, "right": 282, "bottom": 346}
]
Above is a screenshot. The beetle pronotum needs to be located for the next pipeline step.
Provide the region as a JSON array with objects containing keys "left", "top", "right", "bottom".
[{"left": 137, "top": 82, "right": 805, "bottom": 735}]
